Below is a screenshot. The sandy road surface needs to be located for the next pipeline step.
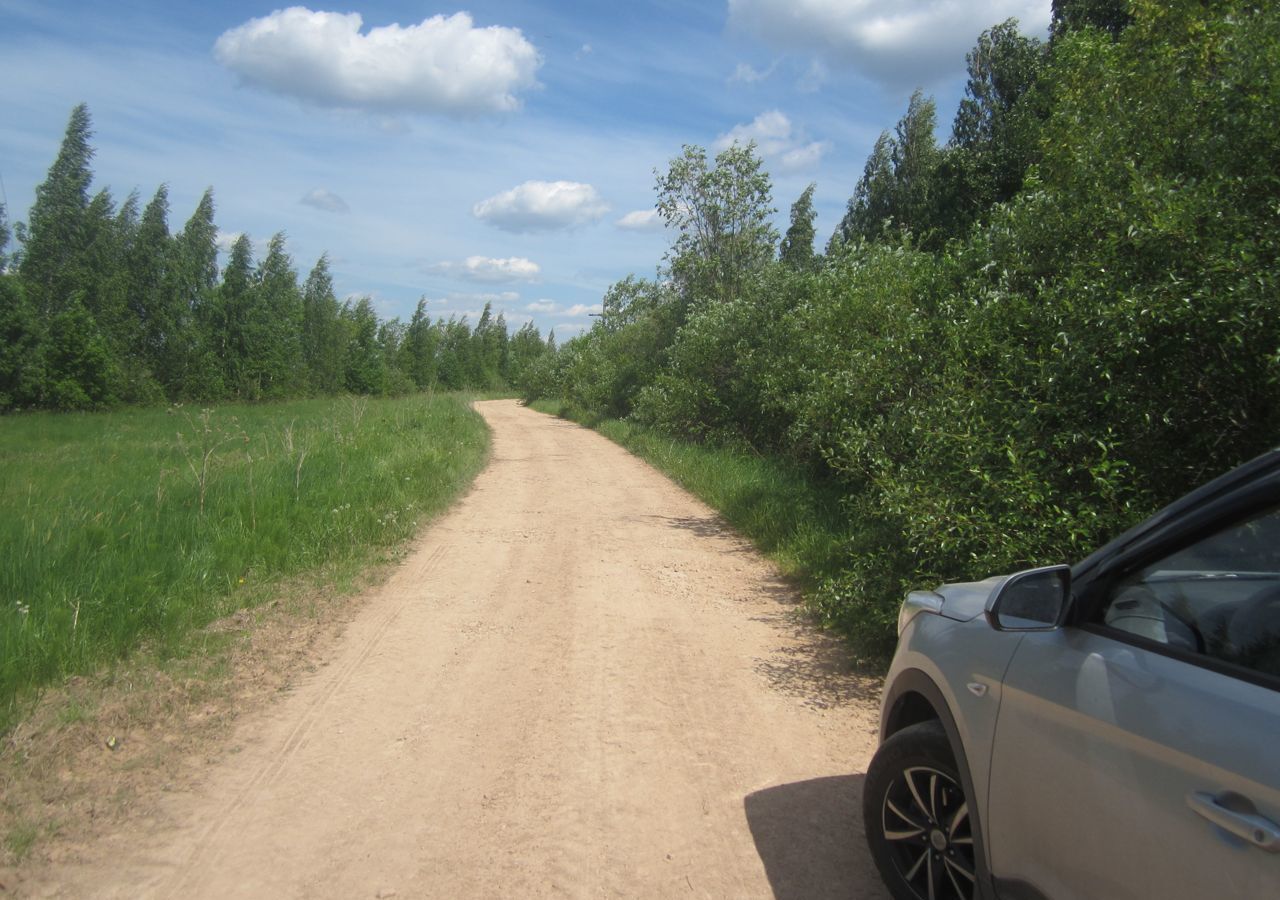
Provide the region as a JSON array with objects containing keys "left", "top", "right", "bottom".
[{"left": 31, "top": 400, "right": 888, "bottom": 899}]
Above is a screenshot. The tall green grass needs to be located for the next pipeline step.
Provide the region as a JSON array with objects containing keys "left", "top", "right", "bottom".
[
  {"left": 1, "top": 393, "right": 488, "bottom": 729},
  {"left": 530, "top": 399, "right": 856, "bottom": 595}
]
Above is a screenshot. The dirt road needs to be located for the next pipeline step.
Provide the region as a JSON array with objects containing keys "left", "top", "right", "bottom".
[{"left": 31, "top": 400, "right": 888, "bottom": 899}]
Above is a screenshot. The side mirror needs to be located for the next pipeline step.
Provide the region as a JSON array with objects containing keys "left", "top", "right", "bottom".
[{"left": 986, "top": 565, "right": 1071, "bottom": 631}]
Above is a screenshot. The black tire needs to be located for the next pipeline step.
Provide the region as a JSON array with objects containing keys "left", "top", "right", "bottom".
[{"left": 864, "top": 720, "right": 980, "bottom": 900}]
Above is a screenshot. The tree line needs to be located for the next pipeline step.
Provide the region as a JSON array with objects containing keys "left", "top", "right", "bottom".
[
  {"left": 0, "top": 107, "right": 553, "bottom": 411},
  {"left": 521, "top": 0, "right": 1280, "bottom": 653}
]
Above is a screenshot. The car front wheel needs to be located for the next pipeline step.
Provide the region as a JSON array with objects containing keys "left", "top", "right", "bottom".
[{"left": 864, "top": 720, "right": 979, "bottom": 900}]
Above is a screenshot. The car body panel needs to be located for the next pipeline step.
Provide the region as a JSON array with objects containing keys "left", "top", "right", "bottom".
[
  {"left": 870, "top": 449, "right": 1280, "bottom": 900},
  {"left": 935, "top": 577, "right": 1006, "bottom": 623},
  {"left": 986, "top": 627, "right": 1280, "bottom": 899},
  {"left": 882, "top": 609, "right": 1026, "bottom": 882}
]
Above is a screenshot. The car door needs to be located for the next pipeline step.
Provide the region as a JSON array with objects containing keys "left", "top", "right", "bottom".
[{"left": 983, "top": 507, "right": 1280, "bottom": 900}]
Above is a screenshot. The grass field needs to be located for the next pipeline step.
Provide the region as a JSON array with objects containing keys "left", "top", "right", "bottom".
[{"left": 0, "top": 393, "right": 489, "bottom": 732}]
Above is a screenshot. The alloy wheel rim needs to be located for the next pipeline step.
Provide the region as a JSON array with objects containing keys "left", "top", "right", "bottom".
[{"left": 881, "top": 764, "right": 976, "bottom": 900}]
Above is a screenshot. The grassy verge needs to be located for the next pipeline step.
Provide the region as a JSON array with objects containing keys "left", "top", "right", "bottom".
[
  {"left": 1, "top": 393, "right": 488, "bottom": 732},
  {"left": 529, "top": 398, "right": 864, "bottom": 615}
]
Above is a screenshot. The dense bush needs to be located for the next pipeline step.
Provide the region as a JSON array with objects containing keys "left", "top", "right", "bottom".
[{"left": 528, "top": 1, "right": 1280, "bottom": 658}]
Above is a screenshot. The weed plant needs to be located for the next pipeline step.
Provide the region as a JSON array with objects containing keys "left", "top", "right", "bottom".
[{"left": 0, "top": 393, "right": 488, "bottom": 731}]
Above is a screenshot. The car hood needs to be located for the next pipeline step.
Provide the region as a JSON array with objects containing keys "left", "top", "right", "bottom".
[{"left": 933, "top": 576, "right": 1007, "bottom": 622}]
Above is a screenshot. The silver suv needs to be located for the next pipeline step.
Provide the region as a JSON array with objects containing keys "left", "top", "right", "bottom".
[{"left": 865, "top": 450, "right": 1280, "bottom": 900}]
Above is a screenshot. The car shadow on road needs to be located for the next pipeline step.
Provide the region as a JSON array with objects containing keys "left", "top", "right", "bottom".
[{"left": 744, "top": 774, "right": 889, "bottom": 900}]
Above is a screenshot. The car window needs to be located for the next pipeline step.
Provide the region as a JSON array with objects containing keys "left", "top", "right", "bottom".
[{"left": 1100, "top": 506, "right": 1280, "bottom": 679}]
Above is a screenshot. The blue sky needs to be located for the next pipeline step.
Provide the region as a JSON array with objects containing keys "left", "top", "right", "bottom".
[{"left": 0, "top": 1, "right": 1050, "bottom": 338}]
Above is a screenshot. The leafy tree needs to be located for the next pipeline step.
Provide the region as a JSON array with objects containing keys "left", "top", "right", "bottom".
[
  {"left": 780, "top": 183, "right": 817, "bottom": 270},
  {"left": 401, "top": 298, "right": 439, "bottom": 390},
  {"left": 568, "top": 276, "right": 681, "bottom": 417},
  {"left": 471, "top": 302, "right": 506, "bottom": 387},
  {"left": 933, "top": 20, "right": 1047, "bottom": 237},
  {"left": 655, "top": 142, "right": 777, "bottom": 309},
  {"left": 832, "top": 93, "right": 940, "bottom": 246},
  {"left": 244, "top": 232, "right": 304, "bottom": 398},
  {"left": 0, "top": 276, "right": 44, "bottom": 409},
  {"left": 170, "top": 189, "right": 221, "bottom": 397},
  {"left": 342, "top": 297, "right": 386, "bottom": 394},
  {"left": 19, "top": 104, "right": 94, "bottom": 316},
  {"left": 435, "top": 316, "right": 473, "bottom": 390},
  {"left": 79, "top": 190, "right": 130, "bottom": 349},
  {"left": 301, "top": 254, "right": 346, "bottom": 393},
  {"left": 831, "top": 132, "right": 895, "bottom": 249},
  {"left": 378, "top": 318, "right": 413, "bottom": 394},
  {"left": 43, "top": 297, "right": 119, "bottom": 410},
  {"left": 890, "top": 90, "right": 941, "bottom": 234},
  {"left": 1051, "top": 0, "right": 1132, "bottom": 39},
  {"left": 125, "top": 185, "right": 175, "bottom": 388},
  {"left": 212, "top": 234, "right": 254, "bottom": 393},
  {"left": 505, "top": 320, "right": 547, "bottom": 391},
  {"left": 0, "top": 203, "right": 10, "bottom": 271}
]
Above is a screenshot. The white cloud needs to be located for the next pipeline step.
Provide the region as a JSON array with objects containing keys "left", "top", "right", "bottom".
[
  {"left": 797, "top": 60, "right": 828, "bottom": 94},
  {"left": 300, "top": 188, "right": 349, "bottom": 213},
  {"left": 780, "top": 141, "right": 831, "bottom": 170},
  {"left": 214, "top": 8, "right": 541, "bottom": 115},
  {"left": 615, "top": 209, "right": 663, "bottom": 232},
  {"left": 727, "top": 0, "right": 1051, "bottom": 87},
  {"left": 523, "top": 300, "right": 598, "bottom": 316},
  {"left": 446, "top": 290, "right": 520, "bottom": 305},
  {"left": 729, "top": 61, "right": 776, "bottom": 85},
  {"left": 431, "top": 256, "right": 541, "bottom": 283},
  {"left": 714, "top": 110, "right": 830, "bottom": 172},
  {"left": 553, "top": 323, "right": 588, "bottom": 340},
  {"left": 216, "top": 230, "right": 245, "bottom": 253},
  {"left": 716, "top": 109, "right": 793, "bottom": 154},
  {"left": 473, "top": 180, "right": 609, "bottom": 232}
]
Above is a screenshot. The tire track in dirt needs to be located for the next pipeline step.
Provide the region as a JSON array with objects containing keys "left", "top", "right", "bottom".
[
  {"left": 165, "top": 542, "right": 455, "bottom": 895},
  {"left": 26, "top": 400, "right": 889, "bottom": 899}
]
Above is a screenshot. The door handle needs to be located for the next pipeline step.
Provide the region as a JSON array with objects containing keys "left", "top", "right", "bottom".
[{"left": 1187, "top": 791, "right": 1280, "bottom": 852}]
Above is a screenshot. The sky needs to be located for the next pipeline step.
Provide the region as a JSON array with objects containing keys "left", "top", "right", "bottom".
[{"left": 0, "top": 1, "right": 1051, "bottom": 340}]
